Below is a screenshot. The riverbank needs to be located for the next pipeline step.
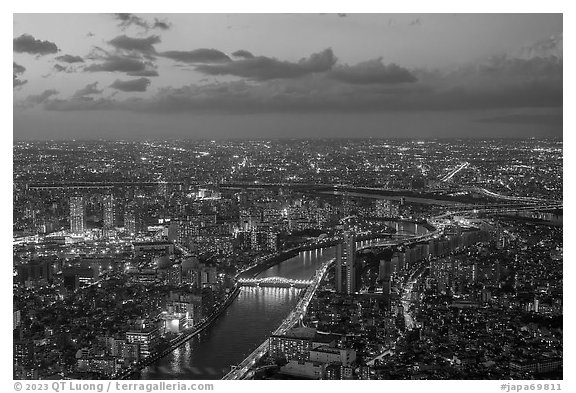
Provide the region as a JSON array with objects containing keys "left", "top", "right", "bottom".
[
  {"left": 238, "top": 241, "right": 340, "bottom": 279},
  {"left": 118, "top": 286, "right": 241, "bottom": 379},
  {"left": 222, "top": 258, "right": 335, "bottom": 380}
]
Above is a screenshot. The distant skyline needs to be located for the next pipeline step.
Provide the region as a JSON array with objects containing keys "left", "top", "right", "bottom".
[{"left": 13, "top": 13, "right": 562, "bottom": 140}]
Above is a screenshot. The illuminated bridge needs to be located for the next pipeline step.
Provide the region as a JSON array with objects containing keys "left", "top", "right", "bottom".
[{"left": 237, "top": 276, "right": 313, "bottom": 288}]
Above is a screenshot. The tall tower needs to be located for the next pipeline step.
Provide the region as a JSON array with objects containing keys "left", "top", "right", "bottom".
[
  {"left": 103, "top": 194, "right": 114, "bottom": 230},
  {"left": 335, "top": 243, "right": 343, "bottom": 293},
  {"left": 344, "top": 232, "right": 356, "bottom": 294},
  {"left": 69, "top": 196, "right": 86, "bottom": 234}
]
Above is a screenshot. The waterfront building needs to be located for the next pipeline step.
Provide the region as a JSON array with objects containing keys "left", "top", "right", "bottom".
[
  {"left": 269, "top": 327, "right": 335, "bottom": 363},
  {"left": 344, "top": 232, "right": 356, "bottom": 295},
  {"left": 335, "top": 243, "right": 344, "bottom": 293},
  {"left": 270, "top": 334, "right": 313, "bottom": 362},
  {"left": 335, "top": 232, "right": 357, "bottom": 294},
  {"left": 126, "top": 323, "right": 160, "bottom": 358}
]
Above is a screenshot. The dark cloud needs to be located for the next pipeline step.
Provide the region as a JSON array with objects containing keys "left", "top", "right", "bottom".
[
  {"left": 110, "top": 77, "right": 151, "bottom": 92},
  {"left": 195, "top": 48, "right": 336, "bottom": 80},
  {"left": 113, "top": 13, "right": 171, "bottom": 31},
  {"left": 44, "top": 96, "right": 116, "bottom": 111},
  {"left": 53, "top": 64, "right": 68, "bottom": 72},
  {"left": 85, "top": 38, "right": 159, "bottom": 75},
  {"left": 13, "top": 34, "right": 58, "bottom": 55},
  {"left": 159, "top": 49, "right": 231, "bottom": 64},
  {"left": 73, "top": 82, "right": 103, "bottom": 98},
  {"left": 231, "top": 50, "right": 254, "bottom": 59},
  {"left": 108, "top": 35, "right": 160, "bottom": 55},
  {"left": 114, "top": 13, "right": 149, "bottom": 30},
  {"left": 127, "top": 69, "right": 159, "bottom": 77},
  {"left": 41, "top": 46, "right": 562, "bottom": 115},
  {"left": 55, "top": 54, "right": 84, "bottom": 63},
  {"left": 476, "top": 56, "right": 562, "bottom": 79},
  {"left": 84, "top": 54, "right": 157, "bottom": 75},
  {"left": 21, "top": 89, "right": 59, "bottom": 107},
  {"left": 153, "top": 18, "right": 171, "bottom": 30},
  {"left": 14, "top": 62, "right": 25, "bottom": 75},
  {"left": 13, "top": 62, "right": 26, "bottom": 88},
  {"left": 13, "top": 78, "right": 27, "bottom": 88},
  {"left": 42, "top": 69, "right": 561, "bottom": 115},
  {"left": 330, "top": 59, "right": 417, "bottom": 84}
]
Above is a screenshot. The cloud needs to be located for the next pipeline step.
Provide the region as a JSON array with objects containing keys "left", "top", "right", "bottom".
[
  {"left": 73, "top": 82, "right": 103, "bottom": 98},
  {"left": 114, "top": 13, "right": 149, "bottom": 30},
  {"left": 231, "top": 50, "right": 254, "bottom": 59},
  {"left": 330, "top": 59, "right": 417, "bottom": 84},
  {"left": 41, "top": 44, "right": 562, "bottom": 115},
  {"left": 55, "top": 54, "right": 84, "bottom": 63},
  {"left": 14, "top": 62, "right": 26, "bottom": 75},
  {"left": 195, "top": 48, "right": 336, "bottom": 80},
  {"left": 108, "top": 35, "right": 160, "bottom": 55},
  {"left": 44, "top": 96, "right": 116, "bottom": 111},
  {"left": 42, "top": 67, "right": 561, "bottom": 115},
  {"left": 84, "top": 54, "right": 157, "bottom": 76},
  {"left": 512, "top": 33, "right": 562, "bottom": 60},
  {"left": 113, "top": 13, "right": 172, "bottom": 31},
  {"left": 84, "top": 44, "right": 159, "bottom": 76},
  {"left": 13, "top": 78, "right": 27, "bottom": 88},
  {"left": 54, "top": 64, "right": 68, "bottom": 72},
  {"left": 159, "top": 49, "right": 231, "bottom": 64},
  {"left": 13, "top": 62, "right": 26, "bottom": 88},
  {"left": 21, "top": 89, "right": 59, "bottom": 107},
  {"left": 110, "top": 77, "right": 151, "bottom": 92},
  {"left": 153, "top": 18, "right": 171, "bottom": 30},
  {"left": 127, "top": 69, "right": 159, "bottom": 77},
  {"left": 13, "top": 34, "right": 58, "bottom": 55}
]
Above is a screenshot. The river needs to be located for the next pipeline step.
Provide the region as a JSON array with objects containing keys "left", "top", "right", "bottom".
[{"left": 141, "top": 246, "right": 337, "bottom": 380}]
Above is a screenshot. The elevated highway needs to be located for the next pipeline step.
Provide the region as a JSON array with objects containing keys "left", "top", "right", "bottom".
[{"left": 440, "top": 162, "right": 469, "bottom": 182}]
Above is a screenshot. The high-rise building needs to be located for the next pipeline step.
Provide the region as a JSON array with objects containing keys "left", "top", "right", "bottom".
[
  {"left": 336, "top": 232, "right": 356, "bottom": 294},
  {"left": 344, "top": 232, "right": 356, "bottom": 294},
  {"left": 335, "top": 243, "right": 343, "bottom": 293},
  {"left": 69, "top": 196, "right": 86, "bottom": 234},
  {"left": 103, "top": 194, "right": 114, "bottom": 230},
  {"left": 124, "top": 203, "right": 144, "bottom": 236}
]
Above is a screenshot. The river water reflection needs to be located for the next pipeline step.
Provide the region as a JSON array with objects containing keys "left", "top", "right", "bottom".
[{"left": 141, "top": 246, "right": 337, "bottom": 380}]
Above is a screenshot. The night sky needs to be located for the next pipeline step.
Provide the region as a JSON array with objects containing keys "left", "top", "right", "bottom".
[{"left": 13, "top": 13, "right": 562, "bottom": 140}]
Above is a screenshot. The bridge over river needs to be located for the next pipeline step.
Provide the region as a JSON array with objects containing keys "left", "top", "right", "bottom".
[{"left": 237, "top": 276, "right": 313, "bottom": 288}]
